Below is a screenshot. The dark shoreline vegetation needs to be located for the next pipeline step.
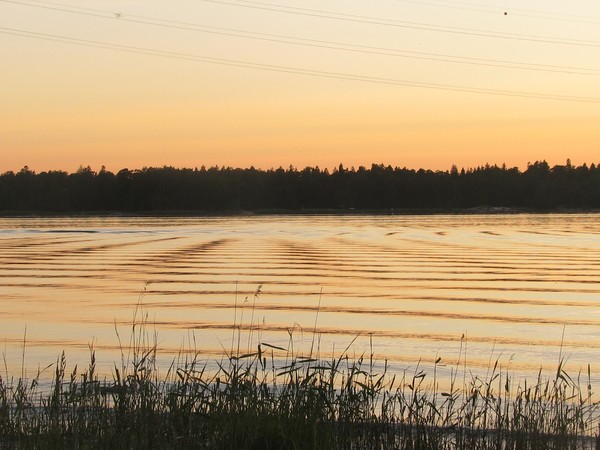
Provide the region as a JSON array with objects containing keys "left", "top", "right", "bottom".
[
  {"left": 2, "top": 160, "right": 600, "bottom": 213},
  {"left": 1, "top": 301, "right": 599, "bottom": 450}
]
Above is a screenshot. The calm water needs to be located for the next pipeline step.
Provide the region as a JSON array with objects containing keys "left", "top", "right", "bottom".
[{"left": 2, "top": 214, "right": 600, "bottom": 387}]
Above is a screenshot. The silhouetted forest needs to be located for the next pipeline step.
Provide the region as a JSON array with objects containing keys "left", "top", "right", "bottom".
[{"left": 2, "top": 160, "right": 600, "bottom": 213}]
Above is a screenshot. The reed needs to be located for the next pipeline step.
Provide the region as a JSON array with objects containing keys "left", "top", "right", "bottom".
[{"left": 1, "top": 292, "right": 598, "bottom": 449}]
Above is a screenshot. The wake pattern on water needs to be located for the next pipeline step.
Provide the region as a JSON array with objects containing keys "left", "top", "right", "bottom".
[{"left": 1, "top": 214, "right": 600, "bottom": 383}]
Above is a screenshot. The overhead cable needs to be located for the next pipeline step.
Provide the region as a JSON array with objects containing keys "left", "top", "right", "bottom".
[
  {"left": 201, "top": 0, "right": 600, "bottom": 47},
  {"left": 2, "top": 26, "right": 600, "bottom": 104},
  {"left": 2, "top": 0, "right": 600, "bottom": 76},
  {"left": 3, "top": 0, "right": 600, "bottom": 48}
]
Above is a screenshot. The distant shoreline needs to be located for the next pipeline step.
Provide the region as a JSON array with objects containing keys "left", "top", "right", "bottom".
[
  {"left": 2, "top": 206, "right": 600, "bottom": 217},
  {"left": 3, "top": 162, "right": 600, "bottom": 212}
]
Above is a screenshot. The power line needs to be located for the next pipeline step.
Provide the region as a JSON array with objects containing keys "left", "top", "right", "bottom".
[
  {"left": 391, "top": 0, "right": 600, "bottom": 25},
  {"left": 3, "top": 0, "right": 600, "bottom": 77},
  {"left": 200, "top": 0, "right": 600, "bottom": 48},
  {"left": 3, "top": 0, "right": 600, "bottom": 48},
  {"left": 2, "top": 26, "right": 600, "bottom": 104},
  {"left": 406, "top": 0, "right": 600, "bottom": 23}
]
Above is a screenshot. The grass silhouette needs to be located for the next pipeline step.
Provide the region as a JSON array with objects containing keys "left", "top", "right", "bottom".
[{"left": 1, "top": 288, "right": 598, "bottom": 449}]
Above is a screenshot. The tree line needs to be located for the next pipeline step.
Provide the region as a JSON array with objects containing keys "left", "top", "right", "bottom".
[{"left": 1, "top": 160, "right": 600, "bottom": 212}]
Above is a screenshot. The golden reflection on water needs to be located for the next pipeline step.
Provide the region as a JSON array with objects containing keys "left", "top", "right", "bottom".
[{"left": 1, "top": 214, "right": 600, "bottom": 386}]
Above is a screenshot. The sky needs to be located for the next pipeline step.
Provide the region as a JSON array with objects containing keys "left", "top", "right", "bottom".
[{"left": 2, "top": 0, "right": 600, "bottom": 173}]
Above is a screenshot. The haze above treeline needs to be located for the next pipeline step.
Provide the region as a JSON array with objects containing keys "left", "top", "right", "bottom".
[{"left": 2, "top": 160, "right": 600, "bottom": 212}]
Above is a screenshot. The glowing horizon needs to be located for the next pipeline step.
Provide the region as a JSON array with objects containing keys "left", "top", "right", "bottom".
[{"left": 2, "top": 0, "right": 600, "bottom": 174}]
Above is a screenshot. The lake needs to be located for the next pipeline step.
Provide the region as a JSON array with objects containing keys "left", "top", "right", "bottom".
[{"left": 1, "top": 213, "right": 600, "bottom": 389}]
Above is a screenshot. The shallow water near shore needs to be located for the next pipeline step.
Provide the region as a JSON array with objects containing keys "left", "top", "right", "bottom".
[{"left": 1, "top": 213, "right": 600, "bottom": 389}]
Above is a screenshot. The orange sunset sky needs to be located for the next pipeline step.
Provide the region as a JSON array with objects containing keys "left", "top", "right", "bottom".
[{"left": 2, "top": 0, "right": 600, "bottom": 173}]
